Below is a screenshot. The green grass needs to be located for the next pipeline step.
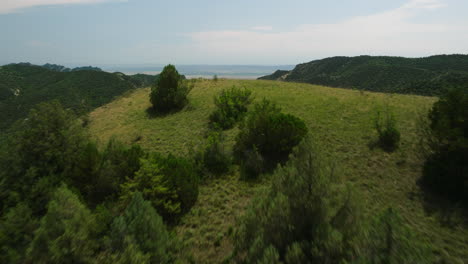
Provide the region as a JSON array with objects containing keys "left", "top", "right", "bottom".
[{"left": 88, "top": 79, "right": 467, "bottom": 263}]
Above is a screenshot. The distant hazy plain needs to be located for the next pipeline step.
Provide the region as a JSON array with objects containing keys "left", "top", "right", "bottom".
[{"left": 101, "top": 65, "right": 294, "bottom": 79}]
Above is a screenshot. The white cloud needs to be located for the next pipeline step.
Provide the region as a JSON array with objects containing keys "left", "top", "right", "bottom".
[
  {"left": 185, "top": 0, "right": 468, "bottom": 63},
  {"left": 0, "top": 0, "right": 123, "bottom": 14}
]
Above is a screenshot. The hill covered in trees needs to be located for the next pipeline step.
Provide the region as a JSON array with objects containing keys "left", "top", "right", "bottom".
[
  {"left": 259, "top": 54, "right": 468, "bottom": 96},
  {"left": 0, "top": 63, "right": 158, "bottom": 130},
  {"left": 41, "top": 63, "right": 103, "bottom": 72}
]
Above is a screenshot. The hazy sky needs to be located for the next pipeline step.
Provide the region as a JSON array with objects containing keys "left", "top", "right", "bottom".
[{"left": 1, "top": 0, "right": 467, "bottom": 65}]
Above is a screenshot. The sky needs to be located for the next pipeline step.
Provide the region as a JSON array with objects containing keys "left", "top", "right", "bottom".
[{"left": 0, "top": 0, "right": 467, "bottom": 66}]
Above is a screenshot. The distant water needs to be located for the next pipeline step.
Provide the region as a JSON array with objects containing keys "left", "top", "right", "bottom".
[{"left": 101, "top": 65, "right": 294, "bottom": 79}]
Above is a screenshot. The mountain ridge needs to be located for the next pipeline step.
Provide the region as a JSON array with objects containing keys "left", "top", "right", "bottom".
[
  {"left": 259, "top": 54, "right": 468, "bottom": 96},
  {"left": 0, "top": 63, "right": 159, "bottom": 130}
]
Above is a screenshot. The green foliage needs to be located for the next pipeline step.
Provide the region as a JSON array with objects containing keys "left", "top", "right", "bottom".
[
  {"left": 121, "top": 157, "right": 179, "bottom": 220},
  {"left": 194, "top": 131, "right": 231, "bottom": 176},
  {"left": 234, "top": 136, "right": 433, "bottom": 263},
  {"left": 209, "top": 86, "right": 253, "bottom": 129},
  {"left": 26, "top": 185, "right": 97, "bottom": 264},
  {"left": 113, "top": 237, "right": 151, "bottom": 264},
  {"left": 110, "top": 192, "right": 172, "bottom": 264},
  {"left": 234, "top": 136, "right": 364, "bottom": 263},
  {"left": 233, "top": 99, "right": 308, "bottom": 179},
  {"left": 0, "top": 203, "right": 38, "bottom": 264},
  {"left": 260, "top": 55, "right": 468, "bottom": 96},
  {"left": 69, "top": 139, "right": 146, "bottom": 206},
  {"left": 127, "top": 73, "right": 159, "bottom": 87},
  {"left": 0, "top": 101, "right": 86, "bottom": 214},
  {"left": 121, "top": 153, "right": 199, "bottom": 222},
  {"left": 423, "top": 88, "right": 468, "bottom": 202},
  {"left": 0, "top": 63, "right": 142, "bottom": 130},
  {"left": 374, "top": 107, "right": 401, "bottom": 151},
  {"left": 150, "top": 64, "right": 191, "bottom": 112}
]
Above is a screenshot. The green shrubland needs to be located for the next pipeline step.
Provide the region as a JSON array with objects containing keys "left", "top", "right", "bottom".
[
  {"left": 1, "top": 77, "right": 466, "bottom": 263},
  {"left": 234, "top": 136, "right": 433, "bottom": 263}
]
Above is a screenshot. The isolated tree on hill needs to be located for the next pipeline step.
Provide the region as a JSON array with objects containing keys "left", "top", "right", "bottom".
[{"left": 150, "top": 64, "right": 190, "bottom": 112}]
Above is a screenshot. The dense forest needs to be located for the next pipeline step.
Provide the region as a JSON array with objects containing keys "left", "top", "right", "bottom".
[
  {"left": 0, "top": 63, "right": 158, "bottom": 131},
  {"left": 259, "top": 54, "right": 468, "bottom": 96}
]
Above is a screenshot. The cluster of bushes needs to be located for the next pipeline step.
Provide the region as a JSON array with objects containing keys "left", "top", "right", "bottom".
[
  {"left": 209, "top": 86, "right": 253, "bottom": 129},
  {"left": 150, "top": 64, "right": 191, "bottom": 113},
  {"left": 233, "top": 137, "right": 433, "bottom": 263},
  {"left": 374, "top": 107, "right": 401, "bottom": 151},
  {"left": 234, "top": 99, "right": 308, "bottom": 179},
  {"left": 422, "top": 88, "right": 468, "bottom": 202},
  {"left": 0, "top": 101, "right": 199, "bottom": 263}
]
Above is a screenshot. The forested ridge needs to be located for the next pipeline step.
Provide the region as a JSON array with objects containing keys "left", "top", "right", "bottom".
[
  {"left": 0, "top": 63, "right": 158, "bottom": 131},
  {"left": 259, "top": 54, "right": 468, "bottom": 96}
]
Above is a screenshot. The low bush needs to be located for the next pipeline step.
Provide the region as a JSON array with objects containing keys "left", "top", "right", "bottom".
[
  {"left": 209, "top": 86, "right": 253, "bottom": 129},
  {"left": 233, "top": 99, "right": 307, "bottom": 179},
  {"left": 374, "top": 108, "right": 401, "bottom": 151}
]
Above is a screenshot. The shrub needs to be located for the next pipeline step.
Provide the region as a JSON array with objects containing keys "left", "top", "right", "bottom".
[
  {"left": 234, "top": 136, "right": 364, "bottom": 263},
  {"left": 149, "top": 64, "right": 191, "bottom": 112},
  {"left": 121, "top": 153, "right": 199, "bottom": 222},
  {"left": 233, "top": 99, "right": 308, "bottom": 179},
  {"left": 194, "top": 131, "right": 231, "bottom": 176},
  {"left": 209, "top": 86, "right": 253, "bottom": 129},
  {"left": 374, "top": 108, "right": 400, "bottom": 151},
  {"left": 234, "top": 137, "right": 433, "bottom": 263},
  {"left": 422, "top": 88, "right": 468, "bottom": 202}
]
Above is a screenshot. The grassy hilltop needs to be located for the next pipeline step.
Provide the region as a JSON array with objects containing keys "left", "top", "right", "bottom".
[{"left": 88, "top": 79, "right": 467, "bottom": 263}]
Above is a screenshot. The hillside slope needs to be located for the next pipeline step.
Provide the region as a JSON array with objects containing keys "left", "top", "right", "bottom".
[
  {"left": 259, "top": 54, "right": 468, "bottom": 96},
  {"left": 88, "top": 79, "right": 467, "bottom": 263},
  {"left": 0, "top": 63, "right": 157, "bottom": 130}
]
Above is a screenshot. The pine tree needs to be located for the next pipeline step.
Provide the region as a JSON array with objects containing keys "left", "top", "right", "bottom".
[
  {"left": 111, "top": 192, "right": 172, "bottom": 263},
  {"left": 26, "top": 185, "right": 96, "bottom": 264}
]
